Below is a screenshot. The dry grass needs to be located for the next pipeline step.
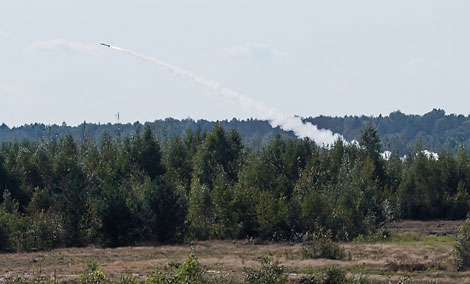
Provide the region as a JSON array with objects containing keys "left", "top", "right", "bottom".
[
  {"left": 1, "top": 220, "right": 469, "bottom": 283},
  {"left": 385, "top": 220, "right": 464, "bottom": 235}
]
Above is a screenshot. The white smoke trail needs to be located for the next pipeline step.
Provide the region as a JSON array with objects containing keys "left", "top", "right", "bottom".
[
  {"left": 109, "top": 45, "right": 344, "bottom": 146},
  {"left": 27, "top": 39, "right": 100, "bottom": 54}
]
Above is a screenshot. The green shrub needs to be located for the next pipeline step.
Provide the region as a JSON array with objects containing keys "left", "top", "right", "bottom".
[
  {"left": 0, "top": 208, "right": 12, "bottom": 251},
  {"left": 244, "top": 256, "right": 287, "bottom": 284},
  {"left": 78, "top": 261, "right": 106, "bottom": 284},
  {"left": 146, "top": 253, "right": 206, "bottom": 284},
  {"left": 317, "top": 266, "right": 347, "bottom": 284},
  {"left": 454, "top": 218, "right": 470, "bottom": 271},
  {"left": 78, "top": 270, "right": 106, "bottom": 284},
  {"left": 302, "top": 232, "right": 345, "bottom": 260},
  {"left": 175, "top": 253, "right": 205, "bottom": 283}
]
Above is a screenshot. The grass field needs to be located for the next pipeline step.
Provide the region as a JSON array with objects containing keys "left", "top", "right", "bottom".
[{"left": 1, "top": 220, "right": 468, "bottom": 283}]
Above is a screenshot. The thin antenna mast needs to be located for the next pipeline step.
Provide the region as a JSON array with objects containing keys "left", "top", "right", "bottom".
[{"left": 116, "top": 112, "right": 121, "bottom": 143}]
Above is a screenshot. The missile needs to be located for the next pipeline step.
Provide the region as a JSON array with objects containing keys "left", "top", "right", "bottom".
[{"left": 100, "top": 43, "right": 111, "bottom": 47}]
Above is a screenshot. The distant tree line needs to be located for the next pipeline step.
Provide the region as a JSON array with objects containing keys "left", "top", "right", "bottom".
[
  {"left": 307, "top": 108, "right": 470, "bottom": 154},
  {"left": 0, "top": 123, "right": 470, "bottom": 251},
  {"left": 3, "top": 109, "right": 470, "bottom": 154},
  {"left": 0, "top": 118, "right": 295, "bottom": 150}
]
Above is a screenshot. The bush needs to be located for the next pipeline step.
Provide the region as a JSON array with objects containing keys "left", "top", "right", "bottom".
[
  {"left": 78, "top": 269, "right": 106, "bottom": 284},
  {"left": 317, "top": 266, "right": 347, "bottom": 284},
  {"left": 146, "top": 253, "right": 206, "bottom": 284},
  {"left": 302, "top": 232, "right": 345, "bottom": 260},
  {"left": 454, "top": 219, "right": 470, "bottom": 271},
  {"left": 78, "top": 261, "right": 106, "bottom": 284},
  {"left": 244, "top": 256, "right": 287, "bottom": 284}
]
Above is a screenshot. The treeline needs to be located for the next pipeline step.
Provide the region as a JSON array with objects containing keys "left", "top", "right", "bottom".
[
  {"left": 308, "top": 108, "right": 470, "bottom": 154},
  {"left": 1, "top": 123, "right": 470, "bottom": 251},
  {"left": 3, "top": 109, "right": 470, "bottom": 154},
  {"left": 0, "top": 118, "right": 294, "bottom": 150}
]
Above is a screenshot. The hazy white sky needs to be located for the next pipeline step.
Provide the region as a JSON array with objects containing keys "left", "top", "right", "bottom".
[{"left": 1, "top": 0, "right": 469, "bottom": 126}]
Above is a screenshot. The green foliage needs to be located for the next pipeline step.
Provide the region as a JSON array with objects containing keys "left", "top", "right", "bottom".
[
  {"left": 297, "top": 266, "right": 382, "bottom": 284},
  {"left": 0, "top": 190, "right": 59, "bottom": 251},
  {"left": 135, "top": 125, "right": 165, "bottom": 180},
  {"left": 210, "top": 179, "right": 240, "bottom": 239},
  {"left": 454, "top": 219, "right": 470, "bottom": 271},
  {"left": 192, "top": 123, "right": 243, "bottom": 189},
  {"left": 301, "top": 231, "right": 345, "bottom": 260},
  {"left": 27, "top": 209, "right": 59, "bottom": 250},
  {"left": 308, "top": 108, "right": 470, "bottom": 155},
  {"left": 96, "top": 182, "right": 144, "bottom": 247},
  {"left": 6, "top": 109, "right": 470, "bottom": 154},
  {"left": 79, "top": 269, "right": 106, "bottom": 284},
  {"left": 165, "top": 135, "right": 193, "bottom": 191},
  {"left": 244, "top": 256, "right": 287, "bottom": 284},
  {"left": 255, "top": 191, "right": 288, "bottom": 240},
  {"left": 144, "top": 177, "right": 187, "bottom": 243},
  {"left": 186, "top": 183, "right": 215, "bottom": 240},
  {"left": 2, "top": 120, "right": 470, "bottom": 251},
  {"left": 146, "top": 253, "right": 206, "bottom": 284},
  {"left": 314, "top": 266, "right": 347, "bottom": 284},
  {"left": 77, "top": 261, "right": 107, "bottom": 284}
]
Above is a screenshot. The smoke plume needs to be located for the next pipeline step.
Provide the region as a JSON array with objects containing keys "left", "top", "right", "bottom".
[
  {"left": 110, "top": 45, "right": 343, "bottom": 146},
  {"left": 27, "top": 39, "right": 100, "bottom": 54}
]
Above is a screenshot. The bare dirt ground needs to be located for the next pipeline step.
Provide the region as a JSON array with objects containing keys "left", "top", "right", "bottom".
[{"left": 0, "top": 220, "right": 468, "bottom": 283}]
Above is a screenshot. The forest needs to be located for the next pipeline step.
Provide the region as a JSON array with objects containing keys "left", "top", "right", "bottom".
[
  {"left": 2, "top": 109, "right": 470, "bottom": 154},
  {"left": 1, "top": 121, "right": 470, "bottom": 252}
]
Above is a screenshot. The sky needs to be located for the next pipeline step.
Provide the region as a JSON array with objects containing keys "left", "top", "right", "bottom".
[{"left": 1, "top": 0, "right": 470, "bottom": 127}]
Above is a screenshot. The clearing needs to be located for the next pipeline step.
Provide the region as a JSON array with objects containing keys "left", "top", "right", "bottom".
[{"left": 0, "top": 220, "right": 467, "bottom": 283}]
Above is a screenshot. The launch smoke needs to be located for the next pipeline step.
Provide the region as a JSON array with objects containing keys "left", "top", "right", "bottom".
[{"left": 109, "top": 45, "right": 343, "bottom": 146}]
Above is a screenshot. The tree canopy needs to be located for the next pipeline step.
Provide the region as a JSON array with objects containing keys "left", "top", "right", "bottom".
[{"left": 0, "top": 123, "right": 470, "bottom": 251}]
